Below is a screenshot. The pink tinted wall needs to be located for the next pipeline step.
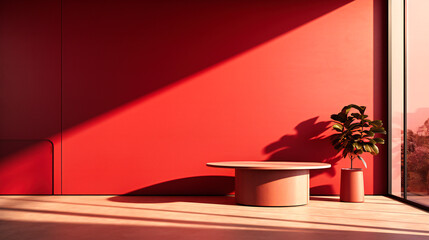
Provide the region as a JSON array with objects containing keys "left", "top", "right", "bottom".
[
  {"left": 0, "top": 0, "right": 60, "bottom": 194},
  {"left": 61, "top": 0, "right": 388, "bottom": 195}
]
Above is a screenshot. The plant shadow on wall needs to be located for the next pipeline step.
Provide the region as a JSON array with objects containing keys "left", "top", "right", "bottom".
[{"left": 263, "top": 117, "right": 342, "bottom": 194}]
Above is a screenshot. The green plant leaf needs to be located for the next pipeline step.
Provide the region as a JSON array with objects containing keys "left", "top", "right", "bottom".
[
  {"left": 332, "top": 124, "right": 343, "bottom": 132},
  {"left": 334, "top": 143, "right": 344, "bottom": 150},
  {"left": 337, "top": 112, "right": 347, "bottom": 123},
  {"left": 351, "top": 113, "right": 360, "bottom": 118},
  {"left": 373, "top": 138, "right": 385, "bottom": 144},
  {"left": 357, "top": 155, "right": 368, "bottom": 168},
  {"left": 352, "top": 143, "right": 363, "bottom": 150},
  {"left": 363, "top": 130, "right": 375, "bottom": 137},
  {"left": 370, "top": 127, "right": 387, "bottom": 134},
  {"left": 348, "top": 123, "right": 361, "bottom": 130},
  {"left": 330, "top": 105, "right": 382, "bottom": 158},
  {"left": 344, "top": 118, "right": 354, "bottom": 128},
  {"left": 347, "top": 104, "right": 365, "bottom": 114},
  {"left": 370, "top": 120, "right": 383, "bottom": 127},
  {"left": 351, "top": 134, "right": 361, "bottom": 140},
  {"left": 342, "top": 148, "right": 349, "bottom": 158},
  {"left": 363, "top": 144, "right": 372, "bottom": 152},
  {"left": 330, "top": 114, "right": 342, "bottom": 122},
  {"left": 341, "top": 106, "right": 352, "bottom": 114},
  {"left": 332, "top": 137, "right": 343, "bottom": 147},
  {"left": 369, "top": 143, "right": 379, "bottom": 155}
]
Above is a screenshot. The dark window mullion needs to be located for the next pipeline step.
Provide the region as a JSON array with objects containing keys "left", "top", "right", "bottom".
[{"left": 403, "top": 0, "right": 407, "bottom": 200}]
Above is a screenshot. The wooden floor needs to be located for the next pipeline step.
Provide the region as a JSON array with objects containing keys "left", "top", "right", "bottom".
[{"left": 0, "top": 196, "right": 428, "bottom": 240}]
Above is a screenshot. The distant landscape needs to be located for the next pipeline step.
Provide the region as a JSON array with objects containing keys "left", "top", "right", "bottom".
[{"left": 406, "top": 117, "right": 429, "bottom": 194}]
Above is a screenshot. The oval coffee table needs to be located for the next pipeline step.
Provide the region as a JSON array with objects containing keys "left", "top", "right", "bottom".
[{"left": 207, "top": 161, "right": 331, "bottom": 207}]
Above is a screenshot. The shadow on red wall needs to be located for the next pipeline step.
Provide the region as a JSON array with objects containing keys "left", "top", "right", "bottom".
[
  {"left": 264, "top": 117, "right": 342, "bottom": 177},
  {"left": 372, "top": 0, "right": 388, "bottom": 196},
  {"left": 263, "top": 117, "right": 341, "bottom": 195},
  {"left": 62, "top": 0, "right": 353, "bottom": 131},
  {"left": 2, "top": 0, "right": 359, "bottom": 194},
  {"left": 59, "top": 0, "right": 355, "bottom": 195},
  {"left": 0, "top": 140, "right": 53, "bottom": 194},
  {"left": 110, "top": 176, "right": 234, "bottom": 196},
  {"left": 106, "top": 117, "right": 339, "bottom": 196}
]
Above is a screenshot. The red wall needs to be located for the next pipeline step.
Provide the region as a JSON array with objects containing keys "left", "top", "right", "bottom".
[
  {"left": 0, "top": 0, "right": 387, "bottom": 195},
  {"left": 0, "top": 141, "right": 53, "bottom": 194},
  {"left": 0, "top": 0, "right": 60, "bottom": 194}
]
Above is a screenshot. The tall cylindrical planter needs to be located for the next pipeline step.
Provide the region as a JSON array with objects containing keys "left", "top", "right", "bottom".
[{"left": 340, "top": 168, "right": 364, "bottom": 202}]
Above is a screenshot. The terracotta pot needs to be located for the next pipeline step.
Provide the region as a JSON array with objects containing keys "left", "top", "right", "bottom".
[{"left": 340, "top": 168, "right": 364, "bottom": 202}]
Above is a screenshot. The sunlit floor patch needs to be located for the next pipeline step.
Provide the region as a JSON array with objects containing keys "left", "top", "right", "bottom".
[{"left": 0, "top": 196, "right": 427, "bottom": 240}]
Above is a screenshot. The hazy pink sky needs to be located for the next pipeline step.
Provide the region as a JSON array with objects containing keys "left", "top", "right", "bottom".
[{"left": 407, "top": 0, "right": 429, "bottom": 131}]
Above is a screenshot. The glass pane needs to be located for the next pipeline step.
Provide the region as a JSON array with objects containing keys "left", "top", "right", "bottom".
[
  {"left": 391, "top": 75, "right": 404, "bottom": 198},
  {"left": 391, "top": 77, "right": 404, "bottom": 197},
  {"left": 406, "top": 0, "right": 429, "bottom": 206},
  {"left": 390, "top": 0, "right": 405, "bottom": 197}
]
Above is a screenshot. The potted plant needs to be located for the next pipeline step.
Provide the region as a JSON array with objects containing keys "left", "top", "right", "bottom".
[{"left": 330, "top": 104, "right": 386, "bottom": 202}]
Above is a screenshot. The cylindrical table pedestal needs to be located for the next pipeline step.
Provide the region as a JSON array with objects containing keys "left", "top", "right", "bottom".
[{"left": 235, "top": 169, "right": 309, "bottom": 206}]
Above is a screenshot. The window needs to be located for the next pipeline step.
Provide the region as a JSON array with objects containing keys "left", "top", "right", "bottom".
[{"left": 389, "top": 0, "right": 429, "bottom": 210}]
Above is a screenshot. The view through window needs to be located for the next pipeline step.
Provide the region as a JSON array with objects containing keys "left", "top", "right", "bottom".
[{"left": 405, "top": 0, "right": 429, "bottom": 207}]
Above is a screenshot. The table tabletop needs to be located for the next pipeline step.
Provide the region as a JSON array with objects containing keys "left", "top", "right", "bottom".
[{"left": 207, "top": 161, "right": 331, "bottom": 170}]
